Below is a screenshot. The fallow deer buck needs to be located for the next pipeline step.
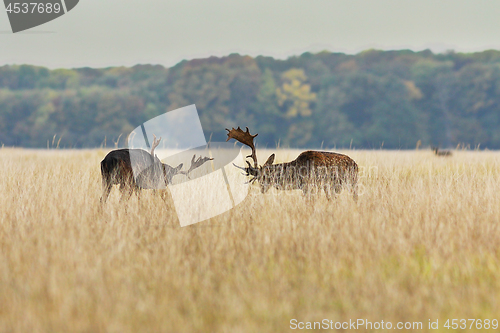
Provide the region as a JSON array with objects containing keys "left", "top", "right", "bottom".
[
  {"left": 226, "top": 127, "right": 359, "bottom": 200},
  {"left": 100, "top": 135, "right": 212, "bottom": 203}
]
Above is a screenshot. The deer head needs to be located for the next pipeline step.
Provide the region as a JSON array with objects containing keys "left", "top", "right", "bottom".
[
  {"left": 147, "top": 135, "right": 185, "bottom": 184},
  {"left": 148, "top": 135, "right": 213, "bottom": 183},
  {"left": 226, "top": 127, "right": 275, "bottom": 185},
  {"left": 162, "top": 162, "right": 184, "bottom": 184}
]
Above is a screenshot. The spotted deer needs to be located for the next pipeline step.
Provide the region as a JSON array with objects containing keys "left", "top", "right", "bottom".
[
  {"left": 226, "top": 127, "right": 358, "bottom": 200},
  {"left": 100, "top": 136, "right": 212, "bottom": 203}
]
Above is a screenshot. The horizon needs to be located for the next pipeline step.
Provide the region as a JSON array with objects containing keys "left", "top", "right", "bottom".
[{"left": 3, "top": 48, "right": 500, "bottom": 70}]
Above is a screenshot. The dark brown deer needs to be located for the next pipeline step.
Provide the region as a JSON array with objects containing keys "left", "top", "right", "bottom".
[
  {"left": 100, "top": 136, "right": 212, "bottom": 203},
  {"left": 431, "top": 146, "right": 452, "bottom": 157},
  {"left": 226, "top": 127, "right": 358, "bottom": 200}
]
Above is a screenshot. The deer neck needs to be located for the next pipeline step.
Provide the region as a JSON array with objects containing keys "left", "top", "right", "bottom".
[{"left": 261, "top": 162, "right": 303, "bottom": 190}]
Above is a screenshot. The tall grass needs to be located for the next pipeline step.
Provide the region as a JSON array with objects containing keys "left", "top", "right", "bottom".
[{"left": 0, "top": 148, "right": 499, "bottom": 332}]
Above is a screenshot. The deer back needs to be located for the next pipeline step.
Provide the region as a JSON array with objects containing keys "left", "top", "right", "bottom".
[
  {"left": 262, "top": 151, "right": 358, "bottom": 187},
  {"left": 101, "top": 149, "right": 162, "bottom": 187},
  {"left": 286, "top": 151, "right": 357, "bottom": 174}
]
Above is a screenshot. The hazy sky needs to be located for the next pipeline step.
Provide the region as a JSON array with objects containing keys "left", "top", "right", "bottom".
[{"left": 1, "top": 0, "right": 500, "bottom": 68}]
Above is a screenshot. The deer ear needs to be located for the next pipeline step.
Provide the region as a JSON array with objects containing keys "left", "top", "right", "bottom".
[
  {"left": 176, "top": 163, "right": 183, "bottom": 171},
  {"left": 263, "top": 154, "right": 275, "bottom": 166}
]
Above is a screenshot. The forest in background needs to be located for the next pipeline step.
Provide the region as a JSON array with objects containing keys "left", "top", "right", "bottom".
[{"left": 2, "top": 49, "right": 500, "bottom": 149}]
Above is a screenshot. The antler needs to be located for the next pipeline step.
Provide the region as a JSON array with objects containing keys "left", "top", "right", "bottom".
[
  {"left": 180, "top": 154, "right": 214, "bottom": 178},
  {"left": 226, "top": 127, "right": 258, "bottom": 168},
  {"left": 150, "top": 135, "right": 161, "bottom": 157},
  {"left": 233, "top": 161, "right": 259, "bottom": 184}
]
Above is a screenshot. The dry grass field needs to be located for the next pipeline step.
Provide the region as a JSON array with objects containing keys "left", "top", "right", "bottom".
[{"left": 1, "top": 148, "right": 500, "bottom": 332}]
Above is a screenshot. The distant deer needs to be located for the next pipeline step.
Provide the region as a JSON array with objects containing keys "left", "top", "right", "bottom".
[
  {"left": 431, "top": 146, "right": 452, "bottom": 157},
  {"left": 226, "top": 127, "right": 358, "bottom": 200},
  {"left": 100, "top": 136, "right": 212, "bottom": 203}
]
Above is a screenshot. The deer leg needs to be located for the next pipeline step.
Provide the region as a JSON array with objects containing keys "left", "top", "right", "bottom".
[
  {"left": 134, "top": 186, "right": 141, "bottom": 201},
  {"left": 323, "top": 184, "right": 332, "bottom": 201},
  {"left": 301, "top": 184, "right": 309, "bottom": 198},
  {"left": 302, "top": 184, "right": 315, "bottom": 202},
  {"left": 119, "top": 183, "right": 134, "bottom": 202},
  {"left": 100, "top": 182, "right": 112, "bottom": 204},
  {"left": 352, "top": 183, "right": 358, "bottom": 202}
]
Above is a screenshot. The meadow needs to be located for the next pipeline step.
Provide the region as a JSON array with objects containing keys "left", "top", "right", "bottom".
[{"left": 0, "top": 148, "right": 499, "bottom": 332}]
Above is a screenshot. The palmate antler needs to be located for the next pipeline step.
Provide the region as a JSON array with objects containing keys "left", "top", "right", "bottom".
[
  {"left": 180, "top": 154, "right": 214, "bottom": 179},
  {"left": 226, "top": 127, "right": 258, "bottom": 168}
]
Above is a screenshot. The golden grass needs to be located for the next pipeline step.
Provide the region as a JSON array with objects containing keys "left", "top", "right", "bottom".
[{"left": 1, "top": 148, "right": 500, "bottom": 332}]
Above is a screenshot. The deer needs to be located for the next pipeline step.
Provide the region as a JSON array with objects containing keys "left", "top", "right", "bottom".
[
  {"left": 431, "top": 146, "right": 452, "bottom": 157},
  {"left": 226, "top": 127, "right": 358, "bottom": 201},
  {"left": 100, "top": 135, "right": 212, "bottom": 203}
]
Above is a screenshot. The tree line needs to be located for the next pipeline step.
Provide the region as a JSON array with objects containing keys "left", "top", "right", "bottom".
[{"left": 2, "top": 49, "right": 500, "bottom": 149}]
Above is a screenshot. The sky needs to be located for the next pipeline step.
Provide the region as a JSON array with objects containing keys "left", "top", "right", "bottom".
[{"left": 1, "top": 0, "right": 500, "bottom": 69}]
